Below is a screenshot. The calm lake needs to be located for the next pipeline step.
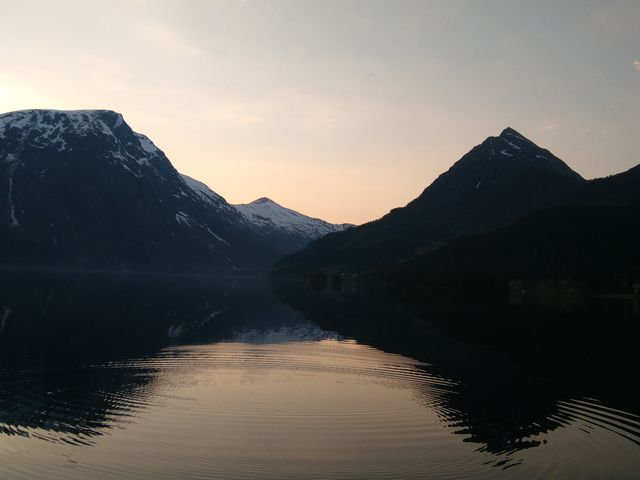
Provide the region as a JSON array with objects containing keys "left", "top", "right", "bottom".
[{"left": 0, "top": 273, "right": 638, "bottom": 479}]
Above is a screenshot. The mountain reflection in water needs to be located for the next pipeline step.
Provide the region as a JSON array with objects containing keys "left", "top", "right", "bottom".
[{"left": 0, "top": 273, "right": 638, "bottom": 479}]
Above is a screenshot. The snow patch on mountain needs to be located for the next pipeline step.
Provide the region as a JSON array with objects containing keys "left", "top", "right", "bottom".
[
  {"left": 175, "top": 208, "right": 230, "bottom": 247},
  {"left": 7, "top": 177, "right": 18, "bottom": 227},
  {"left": 0, "top": 109, "right": 283, "bottom": 270},
  {"left": 136, "top": 133, "right": 158, "bottom": 154},
  {"left": 0, "top": 109, "right": 173, "bottom": 180},
  {"left": 502, "top": 138, "right": 522, "bottom": 151},
  {"left": 179, "top": 174, "right": 239, "bottom": 218},
  {"left": 0, "top": 110, "right": 121, "bottom": 149},
  {"left": 205, "top": 227, "right": 230, "bottom": 246},
  {"left": 180, "top": 174, "right": 226, "bottom": 205},
  {"left": 175, "top": 211, "right": 190, "bottom": 225},
  {"left": 178, "top": 173, "right": 348, "bottom": 251}
]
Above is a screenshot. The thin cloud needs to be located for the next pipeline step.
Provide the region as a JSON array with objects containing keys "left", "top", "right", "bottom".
[{"left": 634, "top": 60, "right": 640, "bottom": 72}]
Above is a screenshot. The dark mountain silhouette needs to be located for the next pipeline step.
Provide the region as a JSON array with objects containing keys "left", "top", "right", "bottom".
[
  {"left": 0, "top": 109, "right": 345, "bottom": 272},
  {"left": 274, "top": 127, "right": 586, "bottom": 275},
  {"left": 574, "top": 163, "right": 640, "bottom": 207},
  {"left": 379, "top": 162, "right": 640, "bottom": 298},
  {"left": 383, "top": 205, "right": 640, "bottom": 296},
  {"left": 0, "top": 109, "right": 272, "bottom": 271}
]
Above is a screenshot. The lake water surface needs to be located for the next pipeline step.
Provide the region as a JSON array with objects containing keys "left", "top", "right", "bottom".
[{"left": 0, "top": 274, "right": 638, "bottom": 479}]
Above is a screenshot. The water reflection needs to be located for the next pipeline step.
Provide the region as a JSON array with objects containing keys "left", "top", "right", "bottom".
[
  {"left": 273, "top": 283, "right": 640, "bottom": 471},
  {"left": 0, "top": 359, "right": 157, "bottom": 445},
  {"left": 0, "top": 273, "right": 637, "bottom": 479}
]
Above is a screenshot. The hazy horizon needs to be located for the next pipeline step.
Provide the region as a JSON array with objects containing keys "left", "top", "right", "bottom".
[{"left": 2, "top": 0, "right": 639, "bottom": 224}]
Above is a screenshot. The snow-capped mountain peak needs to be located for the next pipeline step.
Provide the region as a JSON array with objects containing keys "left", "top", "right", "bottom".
[
  {"left": 450, "top": 126, "right": 583, "bottom": 181},
  {"left": 0, "top": 109, "right": 170, "bottom": 179},
  {"left": 0, "top": 108, "right": 353, "bottom": 268},
  {"left": 179, "top": 172, "right": 352, "bottom": 254},
  {"left": 235, "top": 197, "right": 352, "bottom": 250},
  {"left": 250, "top": 197, "right": 276, "bottom": 205},
  {"left": 0, "top": 110, "right": 126, "bottom": 147},
  {"left": 0, "top": 108, "right": 287, "bottom": 271}
]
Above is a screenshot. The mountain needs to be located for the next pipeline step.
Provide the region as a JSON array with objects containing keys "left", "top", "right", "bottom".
[
  {"left": 178, "top": 175, "right": 350, "bottom": 256},
  {"left": 575, "top": 163, "right": 640, "bottom": 207},
  {"left": 274, "top": 127, "right": 585, "bottom": 276},
  {"left": 234, "top": 197, "right": 352, "bottom": 254},
  {"left": 384, "top": 205, "right": 640, "bottom": 295},
  {"left": 383, "top": 163, "right": 640, "bottom": 296},
  {"left": 0, "top": 109, "right": 281, "bottom": 272}
]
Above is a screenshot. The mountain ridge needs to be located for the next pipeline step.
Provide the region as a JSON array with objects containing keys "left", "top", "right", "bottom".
[
  {"left": 0, "top": 109, "right": 267, "bottom": 271},
  {"left": 178, "top": 172, "right": 352, "bottom": 254},
  {"left": 273, "top": 127, "right": 634, "bottom": 277},
  {"left": 0, "top": 110, "right": 306, "bottom": 270},
  {"left": 0, "top": 108, "right": 349, "bottom": 271},
  {"left": 234, "top": 196, "right": 352, "bottom": 252}
]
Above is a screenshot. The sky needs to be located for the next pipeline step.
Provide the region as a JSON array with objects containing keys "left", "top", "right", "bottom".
[{"left": 0, "top": 0, "right": 638, "bottom": 224}]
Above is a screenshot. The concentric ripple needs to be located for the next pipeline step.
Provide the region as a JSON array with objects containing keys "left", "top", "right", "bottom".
[{"left": 0, "top": 336, "right": 638, "bottom": 479}]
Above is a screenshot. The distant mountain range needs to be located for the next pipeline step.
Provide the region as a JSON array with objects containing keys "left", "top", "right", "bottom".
[
  {"left": 0, "top": 109, "right": 348, "bottom": 272},
  {"left": 274, "top": 128, "right": 640, "bottom": 289},
  {"left": 3, "top": 110, "right": 637, "bottom": 284}
]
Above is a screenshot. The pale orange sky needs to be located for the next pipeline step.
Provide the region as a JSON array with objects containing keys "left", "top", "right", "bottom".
[{"left": 1, "top": 1, "right": 639, "bottom": 224}]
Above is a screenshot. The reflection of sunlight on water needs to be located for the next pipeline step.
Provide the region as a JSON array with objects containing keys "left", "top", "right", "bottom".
[{"left": 0, "top": 334, "right": 638, "bottom": 479}]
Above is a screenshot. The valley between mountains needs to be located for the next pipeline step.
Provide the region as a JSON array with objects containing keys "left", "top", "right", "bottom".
[
  {"left": 0, "top": 109, "right": 350, "bottom": 272},
  {"left": 1, "top": 109, "right": 638, "bottom": 297}
]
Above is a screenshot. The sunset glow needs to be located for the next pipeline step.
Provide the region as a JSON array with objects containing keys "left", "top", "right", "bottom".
[{"left": 2, "top": 1, "right": 638, "bottom": 224}]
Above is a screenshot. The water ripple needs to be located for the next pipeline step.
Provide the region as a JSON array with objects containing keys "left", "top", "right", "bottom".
[{"left": 0, "top": 339, "right": 637, "bottom": 479}]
